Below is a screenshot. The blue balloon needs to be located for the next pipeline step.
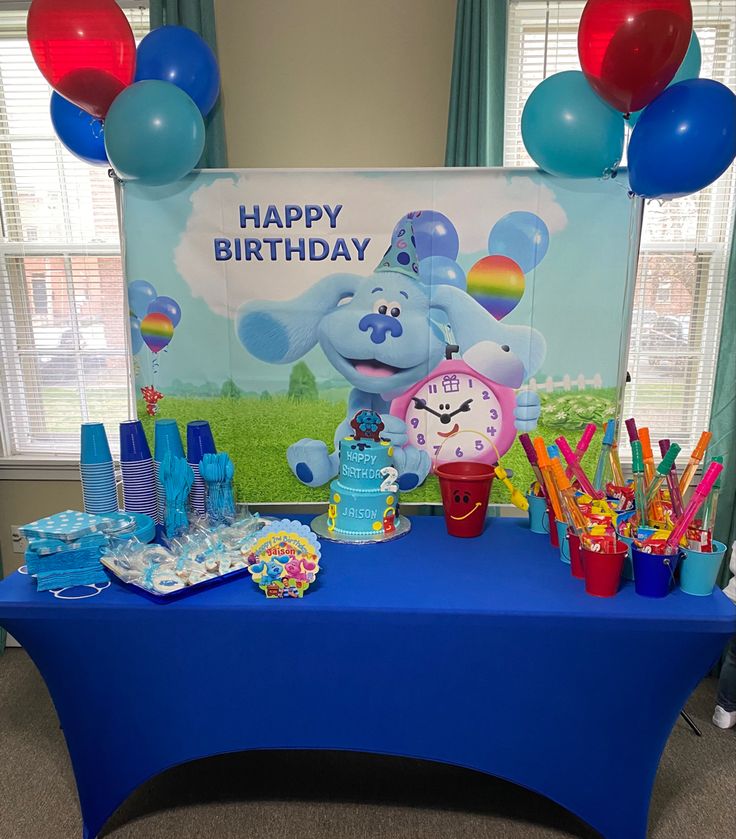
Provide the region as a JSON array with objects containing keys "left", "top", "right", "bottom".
[
  {"left": 129, "top": 315, "right": 143, "bottom": 355},
  {"left": 395, "top": 211, "right": 459, "bottom": 261},
  {"left": 104, "top": 80, "right": 205, "bottom": 186},
  {"left": 488, "top": 212, "right": 550, "bottom": 274},
  {"left": 629, "top": 79, "right": 736, "bottom": 200},
  {"left": 628, "top": 32, "right": 701, "bottom": 127},
  {"left": 147, "top": 295, "right": 181, "bottom": 328},
  {"left": 135, "top": 26, "right": 220, "bottom": 117},
  {"left": 418, "top": 256, "right": 466, "bottom": 290},
  {"left": 522, "top": 71, "right": 624, "bottom": 179},
  {"left": 49, "top": 92, "right": 107, "bottom": 166},
  {"left": 128, "top": 280, "right": 157, "bottom": 319}
]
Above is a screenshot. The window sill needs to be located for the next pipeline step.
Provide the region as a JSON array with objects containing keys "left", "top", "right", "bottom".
[{"left": 0, "top": 458, "right": 81, "bottom": 481}]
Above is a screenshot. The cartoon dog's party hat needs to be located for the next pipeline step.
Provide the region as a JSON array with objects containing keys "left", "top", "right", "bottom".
[{"left": 375, "top": 218, "right": 420, "bottom": 279}]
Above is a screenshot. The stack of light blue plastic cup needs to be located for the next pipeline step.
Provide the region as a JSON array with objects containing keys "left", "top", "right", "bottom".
[
  {"left": 79, "top": 423, "right": 118, "bottom": 514},
  {"left": 187, "top": 420, "right": 216, "bottom": 517},
  {"left": 120, "top": 420, "right": 157, "bottom": 519},
  {"left": 153, "top": 419, "right": 184, "bottom": 525}
]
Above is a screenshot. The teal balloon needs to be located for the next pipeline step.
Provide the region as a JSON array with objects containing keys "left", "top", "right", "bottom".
[
  {"left": 128, "top": 279, "right": 157, "bottom": 319},
  {"left": 628, "top": 32, "right": 701, "bottom": 127},
  {"left": 104, "top": 80, "right": 205, "bottom": 186},
  {"left": 129, "top": 315, "right": 143, "bottom": 355},
  {"left": 521, "top": 71, "right": 624, "bottom": 179},
  {"left": 418, "top": 256, "right": 466, "bottom": 290}
]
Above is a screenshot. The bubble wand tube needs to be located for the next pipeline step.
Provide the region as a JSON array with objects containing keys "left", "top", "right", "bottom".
[
  {"left": 519, "top": 433, "right": 546, "bottom": 498},
  {"left": 534, "top": 437, "right": 564, "bottom": 522},
  {"left": 550, "top": 459, "right": 588, "bottom": 535},
  {"left": 678, "top": 431, "right": 712, "bottom": 498},
  {"left": 625, "top": 418, "right": 638, "bottom": 444},
  {"left": 644, "top": 442, "right": 681, "bottom": 508},
  {"left": 699, "top": 456, "right": 723, "bottom": 536},
  {"left": 631, "top": 440, "right": 649, "bottom": 528},
  {"left": 638, "top": 427, "right": 663, "bottom": 522},
  {"left": 610, "top": 432, "right": 625, "bottom": 486},
  {"left": 664, "top": 460, "right": 724, "bottom": 553},
  {"left": 659, "top": 439, "right": 684, "bottom": 518},
  {"left": 555, "top": 436, "right": 603, "bottom": 499},
  {"left": 565, "top": 423, "right": 597, "bottom": 481},
  {"left": 594, "top": 420, "right": 615, "bottom": 492}
]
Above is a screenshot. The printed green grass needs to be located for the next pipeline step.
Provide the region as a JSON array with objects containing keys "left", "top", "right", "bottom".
[{"left": 140, "top": 388, "right": 616, "bottom": 505}]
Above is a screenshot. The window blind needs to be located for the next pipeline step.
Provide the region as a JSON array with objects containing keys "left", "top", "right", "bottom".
[
  {"left": 0, "top": 4, "right": 149, "bottom": 460},
  {"left": 505, "top": 0, "right": 736, "bottom": 461}
]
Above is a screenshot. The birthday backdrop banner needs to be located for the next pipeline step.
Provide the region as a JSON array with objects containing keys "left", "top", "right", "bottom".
[{"left": 121, "top": 168, "right": 642, "bottom": 504}]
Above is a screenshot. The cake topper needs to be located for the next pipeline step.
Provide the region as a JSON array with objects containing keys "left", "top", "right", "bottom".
[{"left": 350, "top": 410, "right": 385, "bottom": 442}]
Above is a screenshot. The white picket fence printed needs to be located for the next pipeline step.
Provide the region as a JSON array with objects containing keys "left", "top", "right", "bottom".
[{"left": 520, "top": 373, "right": 603, "bottom": 394}]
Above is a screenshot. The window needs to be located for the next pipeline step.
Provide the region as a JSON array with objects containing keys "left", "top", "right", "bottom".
[
  {"left": 0, "top": 4, "right": 149, "bottom": 460},
  {"left": 505, "top": 0, "right": 736, "bottom": 459}
]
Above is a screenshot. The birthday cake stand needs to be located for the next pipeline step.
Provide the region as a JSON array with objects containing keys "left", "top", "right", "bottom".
[{"left": 310, "top": 513, "right": 411, "bottom": 545}]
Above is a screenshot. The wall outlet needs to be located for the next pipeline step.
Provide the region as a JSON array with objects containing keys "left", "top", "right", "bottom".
[{"left": 10, "top": 526, "right": 26, "bottom": 554}]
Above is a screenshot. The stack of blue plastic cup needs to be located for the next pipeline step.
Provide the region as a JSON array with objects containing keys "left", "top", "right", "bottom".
[
  {"left": 153, "top": 419, "right": 184, "bottom": 525},
  {"left": 79, "top": 423, "right": 118, "bottom": 514},
  {"left": 187, "top": 420, "right": 216, "bottom": 517},
  {"left": 120, "top": 420, "right": 157, "bottom": 519}
]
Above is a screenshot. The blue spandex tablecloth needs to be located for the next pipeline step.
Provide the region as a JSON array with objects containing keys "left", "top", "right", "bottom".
[{"left": 0, "top": 515, "right": 734, "bottom": 839}]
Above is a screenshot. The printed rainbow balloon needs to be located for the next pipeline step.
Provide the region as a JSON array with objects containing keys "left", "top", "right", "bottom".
[
  {"left": 466, "top": 254, "right": 525, "bottom": 319},
  {"left": 140, "top": 311, "right": 174, "bottom": 353}
]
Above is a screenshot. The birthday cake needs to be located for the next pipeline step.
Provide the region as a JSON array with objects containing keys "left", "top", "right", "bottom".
[{"left": 327, "top": 411, "right": 400, "bottom": 538}]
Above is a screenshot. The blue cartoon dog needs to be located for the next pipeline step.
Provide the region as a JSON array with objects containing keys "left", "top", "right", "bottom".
[{"left": 237, "top": 228, "right": 545, "bottom": 490}]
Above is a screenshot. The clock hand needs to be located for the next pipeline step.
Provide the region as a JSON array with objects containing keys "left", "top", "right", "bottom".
[
  {"left": 411, "top": 397, "right": 443, "bottom": 419},
  {"left": 447, "top": 398, "right": 474, "bottom": 419}
]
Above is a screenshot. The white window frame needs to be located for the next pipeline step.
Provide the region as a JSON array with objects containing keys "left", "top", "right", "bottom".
[
  {"left": 504, "top": 0, "right": 736, "bottom": 465},
  {"left": 0, "top": 2, "right": 148, "bottom": 478}
]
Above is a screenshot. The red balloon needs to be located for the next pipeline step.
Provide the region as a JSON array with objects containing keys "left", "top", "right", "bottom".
[
  {"left": 578, "top": 0, "right": 692, "bottom": 114},
  {"left": 27, "top": 0, "right": 135, "bottom": 119}
]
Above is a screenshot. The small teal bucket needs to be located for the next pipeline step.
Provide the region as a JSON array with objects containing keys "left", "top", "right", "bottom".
[
  {"left": 556, "top": 518, "right": 571, "bottom": 564},
  {"left": 527, "top": 493, "right": 548, "bottom": 535},
  {"left": 617, "top": 534, "right": 635, "bottom": 581},
  {"left": 679, "top": 541, "right": 727, "bottom": 597}
]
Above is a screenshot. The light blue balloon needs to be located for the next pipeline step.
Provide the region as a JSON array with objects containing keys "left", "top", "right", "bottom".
[
  {"left": 418, "top": 256, "right": 466, "bottom": 290},
  {"left": 129, "top": 316, "right": 143, "bottom": 355},
  {"left": 104, "top": 80, "right": 205, "bottom": 186},
  {"left": 628, "top": 32, "right": 701, "bottom": 127},
  {"left": 521, "top": 71, "right": 624, "bottom": 179},
  {"left": 488, "top": 212, "right": 550, "bottom": 274},
  {"left": 128, "top": 280, "right": 157, "bottom": 319}
]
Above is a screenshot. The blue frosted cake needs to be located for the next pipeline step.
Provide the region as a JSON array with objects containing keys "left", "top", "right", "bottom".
[{"left": 327, "top": 411, "right": 400, "bottom": 538}]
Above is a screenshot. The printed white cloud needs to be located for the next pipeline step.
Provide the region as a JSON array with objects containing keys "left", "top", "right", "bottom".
[{"left": 173, "top": 170, "right": 569, "bottom": 317}]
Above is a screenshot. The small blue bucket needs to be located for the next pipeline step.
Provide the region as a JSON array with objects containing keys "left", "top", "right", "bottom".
[
  {"left": 527, "top": 493, "right": 548, "bottom": 535},
  {"left": 679, "top": 541, "right": 727, "bottom": 597}
]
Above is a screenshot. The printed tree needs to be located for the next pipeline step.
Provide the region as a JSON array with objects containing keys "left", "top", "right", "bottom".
[
  {"left": 260, "top": 390, "right": 272, "bottom": 400},
  {"left": 221, "top": 378, "right": 242, "bottom": 398},
  {"left": 288, "top": 361, "right": 318, "bottom": 401}
]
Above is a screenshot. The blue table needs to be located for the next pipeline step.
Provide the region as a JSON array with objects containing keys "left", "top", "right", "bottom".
[{"left": 0, "top": 516, "right": 733, "bottom": 839}]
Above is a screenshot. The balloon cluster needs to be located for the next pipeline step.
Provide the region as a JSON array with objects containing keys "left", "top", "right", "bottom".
[
  {"left": 397, "top": 209, "right": 547, "bottom": 321},
  {"left": 468, "top": 212, "right": 548, "bottom": 320},
  {"left": 522, "top": 0, "right": 736, "bottom": 200},
  {"left": 29, "top": 0, "right": 220, "bottom": 186},
  {"left": 128, "top": 280, "right": 181, "bottom": 356}
]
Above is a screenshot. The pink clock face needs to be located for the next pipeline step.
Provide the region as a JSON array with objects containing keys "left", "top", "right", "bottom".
[{"left": 404, "top": 373, "right": 504, "bottom": 465}]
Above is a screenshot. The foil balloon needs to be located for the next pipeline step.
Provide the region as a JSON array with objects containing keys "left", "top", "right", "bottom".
[
  {"left": 140, "top": 312, "right": 174, "bottom": 354},
  {"left": 466, "top": 255, "right": 525, "bottom": 320}
]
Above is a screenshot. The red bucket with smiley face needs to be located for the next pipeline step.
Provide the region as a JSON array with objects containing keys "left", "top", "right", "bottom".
[{"left": 436, "top": 461, "right": 495, "bottom": 538}]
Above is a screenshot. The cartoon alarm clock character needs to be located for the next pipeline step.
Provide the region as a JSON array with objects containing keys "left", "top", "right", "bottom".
[{"left": 390, "top": 344, "right": 518, "bottom": 467}]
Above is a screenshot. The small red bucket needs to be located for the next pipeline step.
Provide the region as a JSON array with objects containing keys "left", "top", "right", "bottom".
[
  {"left": 569, "top": 532, "right": 584, "bottom": 579},
  {"left": 548, "top": 506, "right": 559, "bottom": 548},
  {"left": 581, "top": 541, "right": 627, "bottom": 597},
  {"left": 436, "top": 461, "right": 494, "bottom": 538}
]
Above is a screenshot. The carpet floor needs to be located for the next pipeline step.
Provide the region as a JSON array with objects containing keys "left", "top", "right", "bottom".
[{"left": 0, "top": 648, "right": 734, "bottom": 839}]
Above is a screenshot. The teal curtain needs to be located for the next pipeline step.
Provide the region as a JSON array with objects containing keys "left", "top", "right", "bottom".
[
  {"left": 710, "top": 221, "right": 736, "bottom": 589},
  {"left": 149, "top": 0, "right": 228, "bottom": 168},
  {"left": 445, "top": 0, "right": 506, "bottom": 167}
]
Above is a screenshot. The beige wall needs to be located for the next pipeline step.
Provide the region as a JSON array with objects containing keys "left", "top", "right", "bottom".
[
  {"left": 0, "top": 480, "right": 83, "bottom": 576},
  {"left": 214, "top": 0, "right": 456, "bottom": 167},
  {"left": 0, "top": 0, "right": 456, "bottom": 579}
]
